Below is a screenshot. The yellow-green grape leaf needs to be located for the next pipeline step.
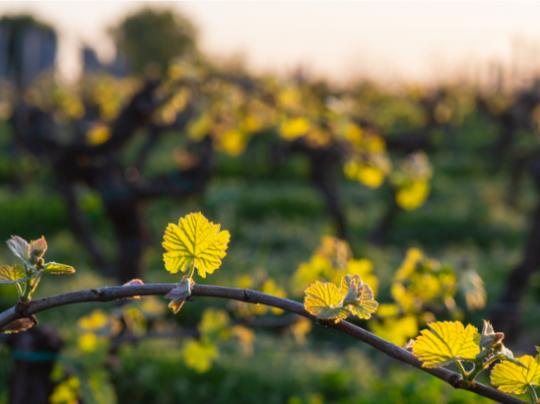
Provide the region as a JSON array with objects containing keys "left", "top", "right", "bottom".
[
  {"left": 345, "top": 258, "right": 378, "bottom": 294},
  {"left": 390, "top": 282, "right": 416, "bottom": 312},
  {"left": 317, "top": 236, "right": 351, "bottom": 269},
  {"left": 187, "top": 113, "right": 212, "bottom": 140},
  {"left": 230, "top": 325, "right": 255, "bottom": 355},
  {"left": 341, "top": 275, "right": 379, "bottom": 320},
  {"left": 139, "top": 296, "right": 166, "bottom": 317},
  {"left": 376, "top": 303, "right": 401, "bottom": 318},
  {"left": 394, "top": 247, "right": 423, "bottom": 281},
  {"left": 0, "top": 265, "right": 27, "bottom": 284},
  {"left": 459, "top": 269, "right": 486, "bottom": 310},
  {"left": 279, "top": 117, "right": 310, "bottom": 140},
  {"left": 344, "top": 160, "right": 386, "bottom": 189},
  {"left": 86, "top": 125, "right": 112, "bottom": 146},
  {"left": 371, "top": 315, "right": 418, "bottom": 347},
  {"left": 162, "top": 212, "right": 230, "bottom": 278},
  {"left": 262, "top": 279, "right": 287, "bottom": 315},
  {"left": 43, "top": 262, "right": 76, "bottom": 275},
  {"left": 78, "top": 309, "right": 109, "bottom": 331},
  {"left": 304, "top": 281, "right": 348, "bottom": 322},
  {"left": 490, "top": 355, "right": 540, "bottom": 395},
  {"left": 199, "top": 308, "right": 230, "bottom": 341},
  {"left": 412, "top": 321, "right": 481, "bottom": 367},
  {"left": 49, "top": 376, "right": 80, "bottom": 404},
  {"left": 217, "top": 129, "right": 247, "bottom": 156},
  {"left": 182, "top": 339, "right": 219, "bottom": 373},
  {"left": 396, "top": 180, "right": 430, "bottom": 211},
  {"left": 290, "top": 317, "right": 312, "bottom": 345},
  {"left": 77, "top": 332, "right": 100, "bottom": 352}
]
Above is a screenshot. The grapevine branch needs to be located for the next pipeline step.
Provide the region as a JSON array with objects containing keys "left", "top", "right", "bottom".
[{"left": 0, "top": 283, "right": 525, "bottom": 404}]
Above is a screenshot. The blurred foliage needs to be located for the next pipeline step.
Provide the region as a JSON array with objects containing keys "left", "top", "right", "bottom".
[
  {"left": 0, "top": 14, "right": 57, "bottom": 89},
  {"left": 1, "top": 8, "right": 540, "bottom": 402},
  {"left": 109, "top": 8, "right": 198, "bottom": 75}
]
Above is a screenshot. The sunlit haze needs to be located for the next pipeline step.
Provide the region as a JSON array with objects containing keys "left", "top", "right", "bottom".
[{"left": 2, "top": 1, "right": 540, "bottom": 84}]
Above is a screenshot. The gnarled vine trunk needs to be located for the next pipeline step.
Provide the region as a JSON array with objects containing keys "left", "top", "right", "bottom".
[{"left": 7, "top": 326, "right": 63, "bottom": 404}]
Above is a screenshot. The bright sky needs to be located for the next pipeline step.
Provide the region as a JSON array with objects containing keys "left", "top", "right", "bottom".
[{"left": 2, "top": 1, "right": 540, "bottom": 85}]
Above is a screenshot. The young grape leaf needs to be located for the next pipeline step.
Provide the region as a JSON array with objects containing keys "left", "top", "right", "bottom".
[
  {"left": 304, "top": 281, "right": 348, "bottom": 322},
  {"left": 78, "top": 310, "right": 109, "bottom": 331},
  {"left": 43, "top": 262, "right": 76, "bottom": 275},
  {"left": 412, "top": 321, "right": 480, "bottom": 368},
  {"left": 231, "top": 325, "right": 255, "bottom": 354},
  {"left": 371, "top": 315, "right": 418, "bottom": 347},
  {"left": 459, "top": 269, "right": 486, "bottom": 310},
  {"left": 29, "top": 236, "right": 48, "bottom": 260},
  {"left": 0, "top": 265, "right": 28, "bottom": 284},
  {"left": 198, "top": 308, "right": 230, "bottom": 341},
  {"left": 168, "top": 299, "right": 186, "bottom": 314},
  {"left": 0, "top": 316, "right": 37, "bottom": 334},
  {"left": 261, "top": 279, "right": 287, "bottom": 315},
  {"left": 490, "top": 354, "right": 540, "bottom": 395},
  {"left": 49, "top": 376, "right": 80, "bottom": 404},
  {"left": 6, "top": 236, "right": 30, "bottom": 263},
  {"left": 182, "top": 339, "right": 219, "bottom": 373},
  {"left": 165, "top": 277, "right": 192, "bottom": 314},
  {"left": 396, "top": 180, "right": 430, "bottom": 211},
  {"left": 162, "top": 212, "right": 230, "bottom": 278},
  {"left": 279, "top": 117, "right": 310, "bottom": 140},
  {"left": 480, "top": 320, "right": 504, "bottom": 349},
  {"left": 122, "top": 278, "right": 144, "bottom": 286},
  {"left": 122, "top": 278, "right": 144, "bottom": 300},
  {"left": 476, "top": 320, "right": 522, "bottom": 366},
  {"left": 341, "top": 275, "right": 378, "bottom": 319}
]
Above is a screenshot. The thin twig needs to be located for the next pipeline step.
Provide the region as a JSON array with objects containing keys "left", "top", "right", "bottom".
[{"left": 0, "top": 283, "right": 525, "bottom": 404}]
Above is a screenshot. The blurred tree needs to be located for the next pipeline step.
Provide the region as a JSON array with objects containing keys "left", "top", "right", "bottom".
[
  {"left": 109, "top": 8, "right": 198, "bottom": 76},
  {"left": 9, "top": 78, "right": 213, "bottom": 282}
]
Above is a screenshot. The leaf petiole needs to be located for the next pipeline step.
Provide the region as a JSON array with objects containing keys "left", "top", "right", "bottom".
[
  {"left": 528, "top": 384, "right": 538, "bottom": 404},
  {"left": 187, "top": 261, "right": 196, "bottom": 280},
  {"left": 464, "top": 358, "right": 493, "bottom": 382},
  {"left": 455, "top": 360, "right": 468, "bottom": 379}
]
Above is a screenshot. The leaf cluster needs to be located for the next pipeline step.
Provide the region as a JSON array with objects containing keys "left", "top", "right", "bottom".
[
  {"left": 0, "top": 235, "right": 75, "bottom": 332},
  {"left": 412, "top": 320, "right": 540, "bottom": 403}
]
